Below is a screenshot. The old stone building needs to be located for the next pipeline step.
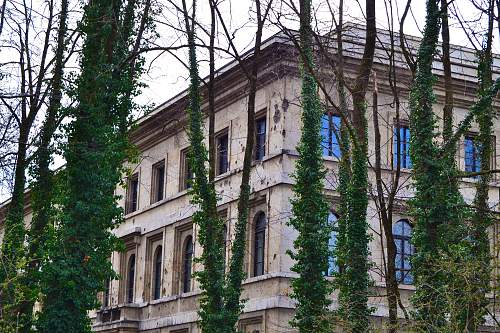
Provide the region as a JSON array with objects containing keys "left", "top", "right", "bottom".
[{"left": 1, "top": 26, "right": 499, "bottom": 332}]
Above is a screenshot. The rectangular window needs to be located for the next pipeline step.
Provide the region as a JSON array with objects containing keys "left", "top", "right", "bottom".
[
  {"left": 321, "top": 113, "right": 341, "bottom": 158},
  {"left": 216, "top": 131, "right": 229, "bottom": 175},
  {"left": 125, "top": 173, "right": 139, "bottom": 214},
  {"left": 394, "top": 125, "right": 412, "bottom": 169},
  {"left": 255, "top": 117, "right": 266, "bottom": 161},
  {"left": 151, "top": 160, "right": 165, "bottom": 203},
  {"left": 465, "top": 136, "right": 481, "bottom": 173},
  {"left": 180, "top": 149, "right": 193, "bottom": 191}
]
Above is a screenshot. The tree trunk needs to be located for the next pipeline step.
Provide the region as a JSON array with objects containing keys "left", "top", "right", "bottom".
[
  {"left": 18, "top": 0, "right": 69, "bottom": 330},
  {"left": 224, "top": 1, "right": 265, "bottom": 330}
]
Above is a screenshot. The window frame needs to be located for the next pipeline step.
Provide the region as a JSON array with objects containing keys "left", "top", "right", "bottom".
[
  {"left": 464, "top": 134, "right": 481, "bottom": 174},
  {"left": 255, "top": 114, "right": 267, "bottom": 161},
  {"left": 182, "top": 235, "right": 194, "bottom": 293},
  {"left": 126, "top": 254, "right": 136, "bottom": 303},
  {"left": 125, "top": 173, "right": 139, "bottom": 214},
  {"left": 152, "top": 245, "right": 163, "bottom": 300},
  {"left": 321, "top": 112, "right": 341, "bottom": 158},
  {"left": 393, "top": 219, "right": 414, "bottom": 285},
  {"left": 253, "top": 212, "right": 267, "bottom": 277},
  {"left": 103, "top": 279, "right": 110, "bottom": 308},
  {"left": 325, "top": 211, "right": 339, "bottom": 276},
  {"left": 393, "top": 122, "right": 412, "bottom": 170},
  {"left": 179, "top": 148, "right": 193, "bottom": 191},
  {"left": 216, "top": 129, "right": 229, "bottom": 176},
  {"left": 151, "top": 159, "right": 166, "bottom": 204}
]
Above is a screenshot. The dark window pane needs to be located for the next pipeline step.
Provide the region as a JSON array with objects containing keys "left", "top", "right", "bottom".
[
  {"left": 126, "top": 174, "right": 139, "bottom": 214},
  {"left": 152, "top": 162, "right": 165, "bottom": 203},
  {"left": 181, "top": 150, "right": 193, "bottom": 190},
  {"left": 153, "top": 246, "right": 162, "bottom": 300},
  {"left": 253, "top": 213, "right": 266, "bottom": 276},
  {"left": 183, "top": 236, "right": 193, "bottom": 293},
  {"left": 255, "top": 118, "right": 266, "bottom": 161},
  {"left": 217, "top": 133, "right": 229, "bottom": 175},
  {"left": 156, "top": 165, "right": 165, "bottom": 201},
  {"left": 127, "top": 254, "right": 135, "bottom": 303}
]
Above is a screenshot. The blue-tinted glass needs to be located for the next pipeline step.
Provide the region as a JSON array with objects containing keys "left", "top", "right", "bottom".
[
  {"left": 321, "top": 114, "right": 330, "bottom": 156},
  {"left": 326, "top": 212, "right": 338, "bottom": 276},
  {"left": 320, "top": 114, "right": 342, "bottom": 158},
  {"left": 465, "top": 137, "right": 481, "bottom": 173},
  {"left": 394, "top": 126, "right": 412, "bottom": 169},
  {"left": 331, "top": 115, "right": 341, "bottom": 158},
  {"left": 393, "top": 220, "right": 414, "bottom": 285},
  {"left": 404, "top": 273, "right": 414, "bottom": 285}
]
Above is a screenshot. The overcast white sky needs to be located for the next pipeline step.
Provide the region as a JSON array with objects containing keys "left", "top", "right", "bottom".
[
  {"left": 137, "top": 0, "right": 499, "bottom": 109},
  {"left": 1, "top": 0, "right": 498, "bottom": 201}
]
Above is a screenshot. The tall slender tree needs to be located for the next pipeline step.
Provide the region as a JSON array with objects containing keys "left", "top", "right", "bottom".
[
  {"left": 35, "top": 0, "right": 147, "bottom": 330},
  {"left": 18, "top": 0, "right": 70, "bottom": 330},
  {"left": 409, "top": 1, "right": 500, "bottom": 330},
  {"left": 287, "top": 0, "right": 331, "bottom": 332},
  {"left": 180, "top": 1, "right": 227, "bottom": 332}
]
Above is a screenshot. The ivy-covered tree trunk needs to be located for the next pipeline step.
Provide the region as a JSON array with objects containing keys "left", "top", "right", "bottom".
[
  {"left": 17, "top": 0, "right": 69, "bottom": 330},
  {"left": 224, "top": 0, "right": 267, "bottom": 329},
  {"left": 408, "top": 1, "right": 448, "bottom": 330},
  {"left": 463, "top": 6, "right": 495, "bottom": 329},
  {"left": 409, "top": 1, "right": 500, "bottom": 330},
  {"left": 288, "top": 0, "right": 331, "bottom": 332},
  {"left": 180, "top": 2, "right": 227, "bottom": 332},
  {"left": 0, "top": 123, "right": 29, "bottom": 331},
  {"left": 326, "top": 2, "right": 376, "bottom": 332},
  {"left": 408, "top": 0, "right": 468, "bottom": 330},
  {"left": 36, "top": 0, "right": 141, "bottom": 330}
]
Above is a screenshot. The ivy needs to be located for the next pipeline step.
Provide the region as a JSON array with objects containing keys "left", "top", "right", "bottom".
[
  {"left": 181, "top": 2, "right": 228, "bottom": 332},
  {"left": 35, "top": 0, "right": 143, "bottom": 331},
  {"left": 287, "top": 1, "right": 332, "bottom": 332}
]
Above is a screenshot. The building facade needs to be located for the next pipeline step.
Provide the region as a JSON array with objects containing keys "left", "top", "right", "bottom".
[{"left": 1, "top": 27, "right": 499, "bottom": 333}]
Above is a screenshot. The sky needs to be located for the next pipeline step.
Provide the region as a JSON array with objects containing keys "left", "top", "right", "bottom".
[
  {"left": 0, "top": 0, "right": 498, "bottom": 201},
  {"left": 137, "top": 0, "right": 498, "bottom": 110}
]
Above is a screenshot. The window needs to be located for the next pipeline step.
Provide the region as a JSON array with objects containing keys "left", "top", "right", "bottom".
[
  {"left": 216, "top": 131, "right": 229, "bottom": 175},
  {"left": 465, "top": 136, "right": 481, "bottom": 173},
  {"left": 153, "top": 246, "right": 162, "bottom": 300},
  {"left": 182, "top": 236, "right": 193, "bottom": 293},
  {"left": 127, "top": 254, "right": 136, "bottom": 303},
  {"left": 125, "top": 173, "right": 139, "bottom": 214},
  {"left": 321, "top": 113, "right": 341, "bottom": 158},
  {"left": 180, "top": 149, "right": 193, "bottom": 191},
  {"left": 103, "top": 279, "right": 110, "bottom": 307},
  {"left": 151, "top": 160, "right": 165, "bottom": 203},
  {"left": 325, "top": 211, "right": 339, "bottom": 276},
  {"left": 394, "top": 125, "right": 412, "bottom": 169},
  {"left": 255, "top": 117, "right": 266, "bottom": 161},
  {"left": 253, "top": 212, "right": 266, "bottom": 277},
  {"left": 393, "top": 219, "right": 414, "bottom": 284}
]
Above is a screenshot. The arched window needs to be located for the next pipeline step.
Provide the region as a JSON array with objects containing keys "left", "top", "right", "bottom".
[
  {"left": 182, "top": 236, "right": 193, "bottom": 293},
  {"left": 153, "top": 246, "right": 162, "bottom": 300},
  {"left": 253, "top": 212, "right": 266, "bottom": 277},
  {"left": 393, "top": 219, "right": 414, "bottom": 284},
  {"left": 127, "top": 254, "right": 135, "bottom": 303},
  {"left": 325, "top": 211, "right": 339, "bottom": 276}
]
